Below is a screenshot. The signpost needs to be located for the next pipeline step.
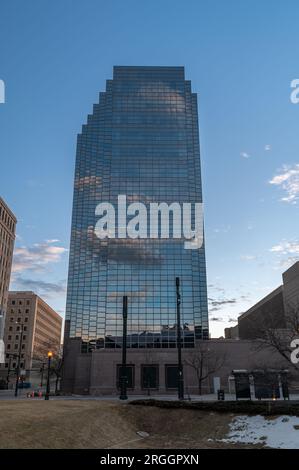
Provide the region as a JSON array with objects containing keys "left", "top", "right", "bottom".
[{"left": 119, "top": 296, "right": 128, "bottom": 400}]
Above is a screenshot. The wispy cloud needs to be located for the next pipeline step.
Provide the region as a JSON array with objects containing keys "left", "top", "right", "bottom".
[
  {"left": 240, "top": 254, "right": 257, "bottom": 261},
  {"left": 264, "top": 144, "right": 271, "bottom": 151},
  {"left": 213, "top": 225, "right": 231, "bottom": 234},
  {"left": 269, "top": 164, "right": 299, "bottom": 203},
  {"left": 270, "top": 240, "right": 299, "bottom": 254},
  {"left": 25, "top": 179, "right": 44, "bottom": 188},
  {"left": 270, "top": 240, "right": 299, "bottom": 269},
  {"left": 240, "top": 151, "right": 250, "bottom": 159},
  {"left": 278, "top": 257, "right": 299, "bottom": 269},
  {"left": 208, "top": 282, "right": 252, "bottom": 315},
  {"left": 208, "top": 297, "right": 237, "bottom": 312},
  {"left": 208, "top": 298, "right": 237, "bottom": 307},
  {"left": 208, "top": 284, "right": 225, "bottom": 294},
  {"left": 209, "top": 314, "right": 238, "bottom": 324},
  {"left": 12, "top": 240, "right": 68, "bottom": 274},
  {"left": 12, "top": 277, "right": 66, "bottom": 295}
]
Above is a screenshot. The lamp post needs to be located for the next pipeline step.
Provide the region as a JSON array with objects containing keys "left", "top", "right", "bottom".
[
  {"left": 40, "top": 362, "right": 45, "bottom": 388},
  {"left": 14, "top": 323, "right": 24, "bottom": 397},
  {"left": 45, "top": 351, "right": 53, "bottom": 400},
  {"left": 119, "top": 296, "right": 128, "bottom": 400},
  {"left": 6, "top": 354, "right": 12, "bottom": 389},
  {"left": 176, "top": 277, "right": 184, "bottom": 400}
]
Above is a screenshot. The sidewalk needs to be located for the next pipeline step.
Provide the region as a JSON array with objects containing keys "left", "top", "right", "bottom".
[{"left": 1, "top": 390, "right": 299, "bottom": 401}]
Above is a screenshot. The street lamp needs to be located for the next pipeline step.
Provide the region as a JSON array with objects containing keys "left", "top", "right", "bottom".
[
  {"left": 176, "top": 277, "right": 184, "bottom": 400},
  {"left": 6, "top": 355, "right": 12, "bottom": 388},
  {"left": 45, "top": 351, "right": 53, "bottom": 400},
  {"left": 40, "top": 362, "right": 45, "bottom": 388},
  {"left": 119, "top": 296, "right": 128, "bottom": 400},
  {"left": 14, "top": 323, "right": 24, "bottom": 397},
  {"left": 6, "top": 353, "right": 18, "bottom": 389}
]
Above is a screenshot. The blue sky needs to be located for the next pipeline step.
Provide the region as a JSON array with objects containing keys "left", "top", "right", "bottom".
[{"left": 0, "top": 0, "right": 299, "bottom": 337}]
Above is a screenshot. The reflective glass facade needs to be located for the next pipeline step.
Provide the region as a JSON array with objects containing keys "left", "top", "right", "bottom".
[{"left": 65, "top": 66, "right": 209, "bottom": 352}]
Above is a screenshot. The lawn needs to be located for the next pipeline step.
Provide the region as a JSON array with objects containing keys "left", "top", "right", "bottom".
[{"left": 0, "top": 400, "right": 260, "bottom": 449}]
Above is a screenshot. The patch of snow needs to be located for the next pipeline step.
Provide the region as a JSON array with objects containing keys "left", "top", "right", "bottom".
[
  {"left": 223, "top": 415, "right": 299, "bottom": 449},
  {"left": 136, "top": 431, "right": 150, "bottom": 438}
]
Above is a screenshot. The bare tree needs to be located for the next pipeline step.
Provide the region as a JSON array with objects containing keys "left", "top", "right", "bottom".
[
  {"left": 248, "top": 301, "right": 299, "bottom": 372},
  {"left": 249, "top": 358, "right": 290, "bottom": 396},
  {"left": 50, "top": 346, "right": 63, "bottom": 394},
  {"left": 32, "top": 341, "right": 63, "bottom": 393},
  {"left": 32, "top": 337, "right": 61, "bottom": 363},
  {"left": 184, "top": 342, "right": 226, "bottom": 395}
]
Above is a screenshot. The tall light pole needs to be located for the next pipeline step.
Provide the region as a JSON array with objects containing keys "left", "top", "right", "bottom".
[
  {"left": 40, "top": 362, "right": 45, "bottom": 388},
  {"left": 119, "top": 295, "right": 128, "bottom": 400},
  {"left": 6, "top": 354, "right": 12, "bottom": 388},
  {"left": 176, "top": 277, "right": 184, "bottom": 400},
  {"left": 14, "top": 323, "right": 24, "bottom": 397},
  {"left": 45, "top": 351, "right": 53, "bottom": 400}
]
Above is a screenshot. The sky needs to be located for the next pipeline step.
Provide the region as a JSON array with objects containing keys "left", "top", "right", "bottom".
[{"left": 0, "top": 0, "right": 299, "bottom": 338}]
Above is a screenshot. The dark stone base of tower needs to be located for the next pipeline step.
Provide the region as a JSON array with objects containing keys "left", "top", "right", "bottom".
[{"left": 61, "top": 336, "right": 295, "bottom": 396}]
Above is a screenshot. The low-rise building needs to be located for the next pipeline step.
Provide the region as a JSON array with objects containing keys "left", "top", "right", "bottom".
[
  {"left": 228, "top": 261, "right": 299, "bottom": 340},
  {"left": 238, "top": 286, "right": 286, "bottom": 339},
  {"left": 0, "top": 291, "right": 62, "bottom": 383},
  {"left": 224, "top": 324, "right": 239, "bottom": 339}
]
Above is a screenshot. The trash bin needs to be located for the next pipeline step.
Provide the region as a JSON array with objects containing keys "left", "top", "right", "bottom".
[{"left": 217, "top": 389, "right": 225, "bottom": 400}]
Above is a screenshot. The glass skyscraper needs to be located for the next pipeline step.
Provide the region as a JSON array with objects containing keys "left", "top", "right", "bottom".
[{"left": 64, "top": 66, "right": 208, "bottom": 354}]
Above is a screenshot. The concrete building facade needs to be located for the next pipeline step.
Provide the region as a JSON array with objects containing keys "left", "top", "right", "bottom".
[
  {"left": 283, "top": 261, "right": 299, "bottom": 315},
  {"left": 238, "top": 286, "right": 286, "bottom": 340},
  {"left": 0, "top": 197, "right": 16, "bottom": 348},
  {"left": 0, "top": 291, "right": 62, "bottom": 382},
  {"left": 224, "top": 324, "right": 239, "bottom": 339},
  {"left": 62, "top": 338, "right": 297, "bottom": 396},
  {"left": 225, "top": 261, "right": 299, "bottom": 340}
]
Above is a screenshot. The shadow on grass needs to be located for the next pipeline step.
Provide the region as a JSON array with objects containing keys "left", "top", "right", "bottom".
[{"left": 130, "top": 398, "right": 299, "bottom": 416}]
